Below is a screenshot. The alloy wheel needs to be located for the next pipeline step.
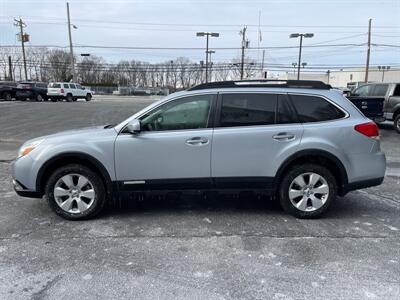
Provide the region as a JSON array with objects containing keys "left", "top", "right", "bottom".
[
  {"left": 288, "top": 172, "right": 329, "bottom": 212},
  {"left": 54, "top": 173, "right": 95, "bottom": 214}
]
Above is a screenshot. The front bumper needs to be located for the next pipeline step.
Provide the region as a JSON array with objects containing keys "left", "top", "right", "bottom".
[{"left": 12, "top": 179, "right": 42, "bottom": 198}]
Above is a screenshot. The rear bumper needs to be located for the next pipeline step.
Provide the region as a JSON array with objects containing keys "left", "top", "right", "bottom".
[
  {"left": 47, "top": 95, "right": 65, "bottom": 99},
  {"left": 384, "top": 112, "right": 394, "bottom": 121},
  {"left": 16, "top": 91, "right": 34, "bottom": 99},
  {"left": 340, "top": 177, "right": 384, "bottom": 196}
]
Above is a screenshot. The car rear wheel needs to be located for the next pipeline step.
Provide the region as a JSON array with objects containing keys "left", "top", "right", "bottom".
[
  {"left": 44, "top": 164, "right": 106, "bottom": 220},
  {"left": 36, "top": 94, "right": 44, "bottom": 102},
  {"left": 278, "top": 164, "right": 337, "bottom": 219},
  {"left": 86, "top": 94, "right": 92, "bottom": 101},
  {"left": 66, "top": 94, "right": 73, "bottom": 102},
  {"left": 4, "top": 92, "right": 12, "bottom": 101},
  {"left": 394, "top": 114, "right": 400, "bottom": 134}
]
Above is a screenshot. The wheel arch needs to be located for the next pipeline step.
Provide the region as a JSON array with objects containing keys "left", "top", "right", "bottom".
[
  {"left": 36, "top": 152, "right": 113, "bottom": 199},
  {"left": 274, "top": 149, "right": 349, "bottom": 196}
]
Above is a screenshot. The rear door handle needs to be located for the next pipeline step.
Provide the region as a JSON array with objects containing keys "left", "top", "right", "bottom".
[
  {"left": 185, "top": 137, "right": 209, "bottom": 146},
  {"left": 273, "top": 133, "right": 295, "bottom": 141}
]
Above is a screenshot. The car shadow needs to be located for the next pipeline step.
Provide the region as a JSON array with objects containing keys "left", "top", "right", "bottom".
[{"left": 100, "top": 191, "right": 363, "bottom": 220}]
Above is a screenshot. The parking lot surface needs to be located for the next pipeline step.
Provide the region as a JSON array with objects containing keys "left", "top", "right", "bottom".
[{"left": 0, "top": 96, "right": 399, "bottom": 299}]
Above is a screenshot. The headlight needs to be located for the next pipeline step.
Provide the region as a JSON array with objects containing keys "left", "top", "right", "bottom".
[{"left": 17, "top": 139, "right": 45, "bottom": 158}]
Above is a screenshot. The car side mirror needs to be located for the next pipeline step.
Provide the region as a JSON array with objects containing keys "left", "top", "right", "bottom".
[{"left": 124, "top": 120, "right": 141, "bottom": 134}]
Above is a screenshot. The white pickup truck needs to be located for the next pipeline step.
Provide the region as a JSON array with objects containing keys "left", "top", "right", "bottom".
[{"left": 47, "top": 82, "right": 93, "bottom": 102}]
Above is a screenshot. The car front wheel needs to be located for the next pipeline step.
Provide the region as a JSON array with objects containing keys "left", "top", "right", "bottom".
[
  {"left": 278, "top": 164, "right": 337, "bottom": 219},
  {"left": 394, "top": 114, "right": 400, "bottom": 134},
  {"left": 44, "top": 164, "right": 106, "bottom": 220},
  {"left": 86, "top": 94, "right": 92, "bottom": 101}
]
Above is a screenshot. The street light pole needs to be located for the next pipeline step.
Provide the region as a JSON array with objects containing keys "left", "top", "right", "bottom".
[
  {"left": 196, "top": 32, "right": 219, "bottom": 83},
  {"left": 207, "top": 50, "right": 215, "bottom": 81},
  {"left": 290, "top": 33, "right": 314, "bottom": 80},
  {"left": 66, "top": 2, "right": 76, "bottom": 80}
]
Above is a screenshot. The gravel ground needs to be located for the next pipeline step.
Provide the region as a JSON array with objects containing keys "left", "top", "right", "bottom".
[{"left": 0, "top": 96, "right": 399, "bottom": 300}]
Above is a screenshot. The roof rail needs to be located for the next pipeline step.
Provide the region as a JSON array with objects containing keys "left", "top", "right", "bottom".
[{"left": 187, "top": 80, "right": 332, "bottom": 91}]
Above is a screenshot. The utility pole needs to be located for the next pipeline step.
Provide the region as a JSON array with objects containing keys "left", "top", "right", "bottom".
[
  {"left": 261, "top": 49, "right": 265, "bottom": 78},
  {"left": 66, "top": 2, "right": 76, "bottom": 80},
  {"left": 365, "top": 18, "right": 372, "bottom": 82},
  {"left": 240, "top": 26, "right": 248, "bottom": 80},
  {"left": 196, "top": 32, "right": 219, "bottom": 83},
  {"left": 8, "top": 56, "right": 13, "bottom": 81},
  {"left": 13, "top": 18, "right": 28, "bottom": 80}
]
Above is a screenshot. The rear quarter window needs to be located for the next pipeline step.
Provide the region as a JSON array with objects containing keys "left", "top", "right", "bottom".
[{"left": 289, "top": 94, "right": 346, "bottom": 123}]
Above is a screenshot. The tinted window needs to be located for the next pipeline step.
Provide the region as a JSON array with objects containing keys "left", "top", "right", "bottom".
[
  {"left": 290, "top": 95, "right": 346, "bottom": 122},
  {"left": 394, "top": 85, "right": 400, "bottom": 97},
  {"left": 49, "top": 83, "right": 61, "bottom": 88},
  {"left": 277, "top": 95, "right": 298, "bottom": 124},
  {"left": 354, "top": 85, "right": 372, "bottom": 96},
  {"left": 37, "top": 83, "right": 47, "bottom": 88},
  {"left": 76, "top": 84, "right": 83, "bottom": 89},
  {"left": 372, "top": 84, "right": 388, "bottom": 96},
  {"left": 70, "top": 84, "right": 76, "bottom": 89},
  {"left": 220, "top": 93, "right": 276, "bottom": 127},
  {"left": 64, "top": 84, "right": 70, "bottom": 88},
  {"left": 140, "top": 94, "right": 213, "bottom": 131}
]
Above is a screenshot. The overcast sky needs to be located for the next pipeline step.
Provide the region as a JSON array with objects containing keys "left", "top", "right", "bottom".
[{"left": 1, "top": 0, "right": 399, "bottom": 70}]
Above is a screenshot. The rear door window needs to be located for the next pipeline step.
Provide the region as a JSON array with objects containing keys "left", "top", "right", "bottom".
[
  {"left": 64, "top": 84, "right": 70, "bottom": 88},
  {"left": 371, "top": 84, "right": 389, "bottom": 96},
  {"left": 289, "top": 94, "right": 346, "bottom": 123},
  {"left": 219, "top": 93, "right": 277, "bottom": 127},
  {"left": 69, "top": 84, "right": 76, "bottom": 89}
]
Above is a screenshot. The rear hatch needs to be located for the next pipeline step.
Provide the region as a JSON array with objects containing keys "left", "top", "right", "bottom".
[
  {"left": 347, "top": 96, "right": 385, "bottom": 119},
  {"left": 47, "top": 83, "right": 63, "bottom": 95}
]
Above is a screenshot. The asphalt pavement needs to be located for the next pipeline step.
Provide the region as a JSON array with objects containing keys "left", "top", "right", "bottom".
[{"left": 0, "top": 96, "right": 399, "bottom": 300}]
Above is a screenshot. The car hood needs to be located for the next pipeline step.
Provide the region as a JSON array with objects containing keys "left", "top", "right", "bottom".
[{"left": 22, "top": 125, "right": 115, "bottom": 146}]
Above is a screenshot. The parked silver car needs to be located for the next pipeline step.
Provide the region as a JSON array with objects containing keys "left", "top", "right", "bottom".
[{"left": 12, "top": 80, "right": 386, "bottom": 220}]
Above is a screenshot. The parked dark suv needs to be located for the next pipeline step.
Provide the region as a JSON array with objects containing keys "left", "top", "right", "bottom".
[
  {"left": 0, "top": 81, "right": 18, "bottom": 101},
  {"left": 16, "top": 81, "right": 48, "bottom": 101}
]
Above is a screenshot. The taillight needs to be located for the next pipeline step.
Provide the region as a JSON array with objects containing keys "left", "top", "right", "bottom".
[
  {"left": 60, "top": 88, "right": 64, "bottom": 93},
  {"left": 354, "top": 122, "right": 379, "bottom": 139}
]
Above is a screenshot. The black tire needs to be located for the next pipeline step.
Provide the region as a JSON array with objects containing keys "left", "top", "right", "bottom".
[
  {"left": 66, "top": 94, "right": 73, "bottom": 102},
  {"left": 44, "top": 164, "right": 106, "bottom": 220},
  {"left": 86, "top": 93, "right": 92, "bottom": 101},
  {"left": 4, "top": 92, "right": 12, "bottom": 101},
  {"left": 278, "top": 164, "right": 337, "bottom": 219},
  {"left": 394, "top": 114, "right": 400, "bottom": 134}
]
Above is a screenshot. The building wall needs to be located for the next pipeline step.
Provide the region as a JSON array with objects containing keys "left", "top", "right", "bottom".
[{"left": 277, "top": 68, "right": 400, "bottom": 88}]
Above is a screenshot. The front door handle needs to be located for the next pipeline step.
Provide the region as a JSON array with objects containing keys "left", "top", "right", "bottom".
[
  {"left": 185, "top": 137, "right": 209, "bottom": 146},
  {"left": 273, "top": 132, "right": 295, "bottom": 141}
]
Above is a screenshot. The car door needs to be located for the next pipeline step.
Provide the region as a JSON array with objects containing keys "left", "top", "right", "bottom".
[
  {"left": 114, "top": 94, "right": 216, "bottom": 189},
  {"left": 211, "top": 92, "right": 303, "bottom": 189}
]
